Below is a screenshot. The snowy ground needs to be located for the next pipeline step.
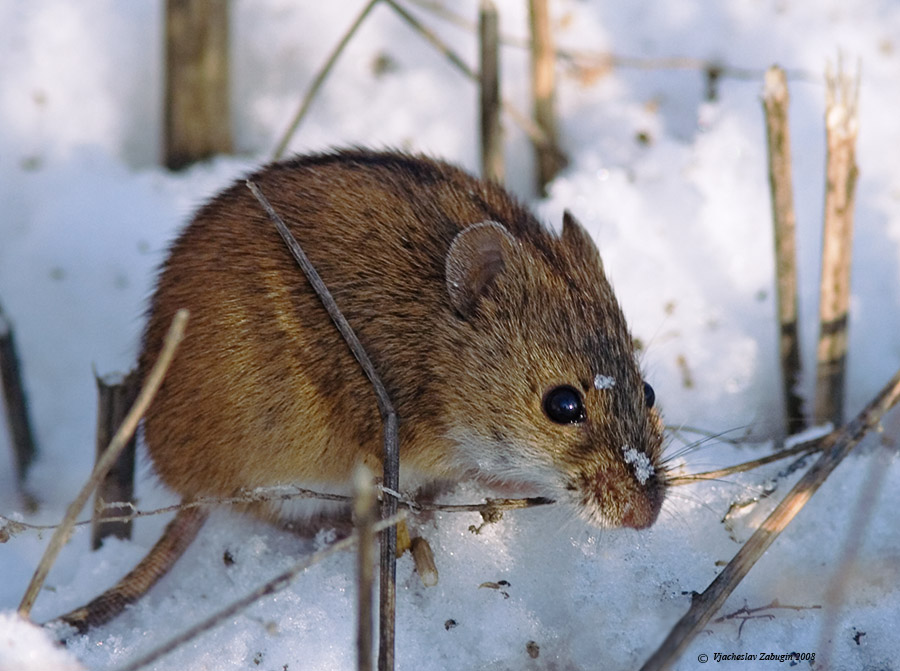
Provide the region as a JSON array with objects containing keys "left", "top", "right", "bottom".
[{"left": 2, "top": 1, "right": 900, "bottom": 669}]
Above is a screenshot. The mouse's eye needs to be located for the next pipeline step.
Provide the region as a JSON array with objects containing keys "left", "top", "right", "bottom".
[
  {"left": 543, "top": 385, "right": 586, "bottom": 424},
  {"left": 643, "top": 382, "right": 656, "bottom": 409}
]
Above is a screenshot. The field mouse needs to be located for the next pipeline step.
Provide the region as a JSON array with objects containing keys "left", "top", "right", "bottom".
[{"left": 53, "top": 149, "right": 665, "bottom": 633}]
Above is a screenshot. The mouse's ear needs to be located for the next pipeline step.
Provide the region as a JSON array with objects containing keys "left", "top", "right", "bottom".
[
  {"left": 446, "top": 221, "right": 517, "bottom": 319},
  {"left": 561, "top": 210, "right": 602, "bottom": 269}
]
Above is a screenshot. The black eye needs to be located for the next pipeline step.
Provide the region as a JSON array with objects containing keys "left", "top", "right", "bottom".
[
  {"left": 643, "top": 382, "right": 655, "bottom": 409},
  {"left": 543, "top": 385, "right": 586, "bottom": 424}
]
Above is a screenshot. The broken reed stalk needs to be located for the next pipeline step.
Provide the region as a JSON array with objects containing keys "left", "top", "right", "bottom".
[
  {"left": 271, "top": 0, "right": 380, "bottom": 160},
  {"left": 245, "top": 180, "right": 400, "bottom": 671},
  {"left": 479, "top": 0, "right": 503, "bottom": 183},
  {"left": 18, "top": 309, "right": 189, "bottom": 618},
  {"left": 762, "top": 65, "right": 806, "bottom": 435},
  {"left": 813, "top": 60, "right": 860, "bottom": 427},
  {"left": 111, "top": 512, "right": 408, "bottom": 671},
  {"left": 91, "top": 370, "right": 140, "bottom": 550},
  {"left": 355, "top": 466, "right": 377, "bottom": 671},
  {"left": 163, "top": 0, "right": 232, "bottom": 170},
  {"left": 0, "top": 302, "right": 38, "bottom": 490},
  {"left": 382, "top": 0, "right": 555, "bottom": 154},
  {"left": 640, "top": 367, "right": 900, "bottom": 671},
  {"left": 528, "top": 0, "right": 565, "bottom": 195}
]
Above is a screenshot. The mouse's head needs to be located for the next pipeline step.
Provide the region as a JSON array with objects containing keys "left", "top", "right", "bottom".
[{"left": 442, "top": 212, "right": 665, "bottom": 529}]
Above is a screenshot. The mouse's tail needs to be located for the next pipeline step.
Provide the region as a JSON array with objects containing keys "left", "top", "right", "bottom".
[{"left": 48, "top": 505, "right": 209, "bottom": 636}]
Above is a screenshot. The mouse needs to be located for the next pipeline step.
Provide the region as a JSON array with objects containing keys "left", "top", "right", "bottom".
[{"left": 51, "top": 148, "right": 666, "bottom": 633}]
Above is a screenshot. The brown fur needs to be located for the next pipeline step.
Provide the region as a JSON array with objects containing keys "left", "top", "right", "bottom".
[{"left": 141, "top": 149, "right": 665, "bottom": 527}]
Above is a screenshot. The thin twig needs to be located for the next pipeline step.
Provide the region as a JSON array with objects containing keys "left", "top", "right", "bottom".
[
  {"left": 762, "top": 65, "right": 805, "bottom": 435},
  {"left": 405, "top": 0, "right": 817, "bottom": 82},
  {"left": 355, "top": 466, "right": 377, "bottom": 671},
  {"left": 1, "top": 493, "right": 554, "bottom": 535},
  {"left": 666, "top": 436, "right": 823, "bottom": 485},
  {"left": 814, "top": 57, "right": 860, "bottom": 426},
  {"left": 111, "top": 512, "right": 408, "bottom": 671},
  {"left": 18, "top": 309, "right": 189, "bottom": 618},
  {"left": 640, "top": 367, "right": 900, "bottom": 671},
  {"left": 245, "top": 180, "right": 400, "bottom": 671},
  {"left": 271, "top": 0, "right": 381, "bottom": 160}
]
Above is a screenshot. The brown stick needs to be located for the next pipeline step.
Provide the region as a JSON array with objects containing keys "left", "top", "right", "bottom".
[
  {"left": 762, "top": 66, "right": 806, "bottom": 435},
  {"left": 640, "top": 367, "right": 900, "bottom": 671},
  {"left": 17, "top": 309, "right": 189, "bottom": 618},
  {"left": 271, "top": 0, "right": 381, "bottom": 160},
  {"left": 91, "top": 370, "right": 140, "bottom": 549},
  {"left": 355, "top": 466, "right": 377, "bottom": 671},
  {"left": 163, "top": 0, "right": 232, "bottom": 169},
  {"left": 479, "top": 0, "right": 503, "bottom": 183},
  {"left": 245, "top": 180, "right": 400, "bottom": 671},
  {"left": 528, "top": 0, "right": 565, "bottom": 194},
  {"left": 0, "top": 302, "right": 38, "bottom": 490},
  {"left": 813, "top": 59, "right": 860, "bottom": 426}
]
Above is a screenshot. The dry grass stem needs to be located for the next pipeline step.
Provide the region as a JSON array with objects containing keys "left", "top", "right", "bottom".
[
  {"left": 17, "top": 309, "right": 189, "bottom": 618},
  {"left": 271, "top": 0, "right": 381, "bottom": 160},
  {"left": 479, "top": 0, "right": 503, "bottom": 183},
  {"left": 355, "top": 466, "right": 377, "bottom": 671},
  {"left": 0, "top": 493, "right": 553, "bottom": 537},
  {"left": 246, "top": 180, "right": 400, "bottom": 671},
  {"left": 762, "top": 65, "right": 805, "bottom": 434},
  {"left": 111, "top": 512, "right": 408, "bottom": 671},
  {"left": 813, "top": 58, "right": 860, "bottom": 426},
  {"left": 405, "top": 0, "right": 817, "bottom": 82},
  {"left": 640, "top": 367, "right": 900, "bottom": 671},
  {"left": 666, "top": 435, "right": 824, "bottom": 485}
]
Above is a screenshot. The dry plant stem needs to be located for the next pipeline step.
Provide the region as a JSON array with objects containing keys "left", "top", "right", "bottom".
[
  {"left": 245, "top": 180, "right": 400, "bottom": 671},
  {"left": 91, "top": 370, "right": 140, "bottom": 549},
  {"left": 112, "top": 512, "right": 408, "bottom": 671},
  {"left": 814, "top": 60, "right": 860, "bottom": 426},
  {"left": 383, "top": 0, "right": 553, "bottom": 153},
  {"left": 528, "top": 0, "right": 564, "bottom": 194},
  {"left": 640, "top": 367, "right": 900, "bottom": 671},
  {"left": 355, "top": 467, "right": 377, "bottom": 671},
  {"left": 405, "top": 0, "right": 817, "bottom": 83},
  {"left": 271, "top": 0, "right": 380, "bottom": 160},
  {"left": 666, "top": 437, "right": 823, "bottom": 485},
  {"left": 1, "top": 494, "right": 553, "bottom": 533},
  {"left": 762, "top": 65, "right": 805, "bottom": 434},
  {"left": 0, "top": 302, "right": 38, "bottom": 486},
  {"left": 479, "top": 0, "right": 503, "bottom": 183},
  {"left": 17, "top": 309, "right": 189, "bottom": 619}
]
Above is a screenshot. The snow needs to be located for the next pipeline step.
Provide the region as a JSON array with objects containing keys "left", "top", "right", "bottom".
[
  {"left": 2, "top": 1, "right": 900, "bottom": 669},
  {"left": 593, "top": 374, "right": 616, "bottom": 390}
]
